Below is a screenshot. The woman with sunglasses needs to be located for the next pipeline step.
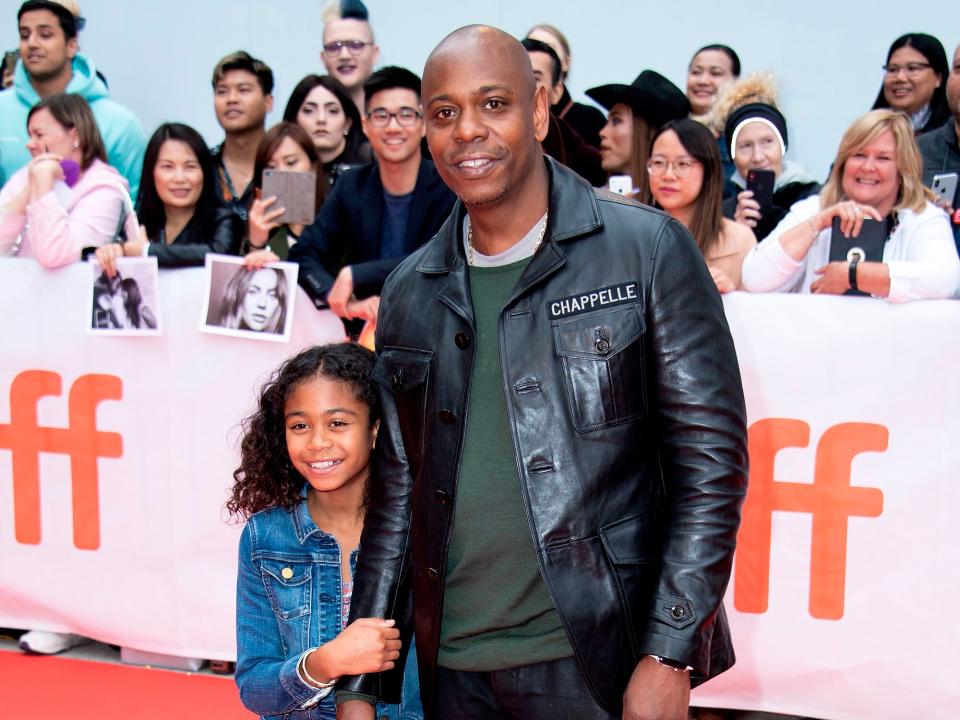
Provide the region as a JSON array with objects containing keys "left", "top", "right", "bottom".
[
  {"left": 872, "top": 33, "right": 951, "bottom": 135},
  {"left": 647, "top": 118, "right": 756, "bottom": 293}
]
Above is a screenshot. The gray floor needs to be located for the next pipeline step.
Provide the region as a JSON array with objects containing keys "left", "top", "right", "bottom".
[{"left": 0, "top": 629, "right": 232, "bottom": 677}]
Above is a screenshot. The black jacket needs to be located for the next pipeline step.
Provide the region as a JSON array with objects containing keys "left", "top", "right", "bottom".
[
  {"left": 554, "top": 86, "right": 606, "bottom": 149},
  {"left": 289, "top": 158, "right": 455, "bottom": 307},
  {"left": 146, "top": 206, "right": 242, "bottom": 267},
  {"left": 341, "top": 159, "right": 748, "bottom": 715},
  {"left": 917, "top": 120, "right": 960, "bottom": 253}
]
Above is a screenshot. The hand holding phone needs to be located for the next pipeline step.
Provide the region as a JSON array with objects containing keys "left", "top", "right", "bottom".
[
  {"left": 931, "top": 172, "right": 958, "bottom": 211},
  {"left": 261, "top": 170, "right": 317, "bottom": 225},
  {"left": 746, "top": 169, "right": 775, "bottom": 211}
]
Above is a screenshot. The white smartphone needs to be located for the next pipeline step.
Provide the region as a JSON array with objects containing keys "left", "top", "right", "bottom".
[
  {"left": 931, "top": 172, "right": 958, "bottom": 207},
  {"left": 608, "top": 175, "right": 633, "bottom": 196}
]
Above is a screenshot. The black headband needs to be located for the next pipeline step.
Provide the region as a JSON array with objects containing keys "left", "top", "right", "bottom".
[{"left": 18, "top": 1, "right": 86, "bottom": 38}]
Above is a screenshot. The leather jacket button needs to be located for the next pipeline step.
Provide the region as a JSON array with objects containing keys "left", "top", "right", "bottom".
[
  {"left": 427, "top": 567, "right": 440, "bottom": 581},
  {"left": 455, "top": 332, "right": 470, "bottom": 349},
  {"left": 391, "top": 369, "right": 403, "bottom": 390},
  {"left": 434, "top": 489, "right": 450, "bottom": 504},
  {"left": 438, "top": 409, "right": 456, "bottom": 424},
  {"left": 670, "top": 605, "right": 685, "bottom": 620},
  {"left": 594, "top": 327, "right": 611, "bottom": 355}
]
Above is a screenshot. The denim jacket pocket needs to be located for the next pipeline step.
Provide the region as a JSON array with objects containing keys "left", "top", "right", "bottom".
[
  {"left": 552, "top": 304, "right": 646, "bottom": 432},
  {"left": 260, "top": 558, "right": 313, "bottom": 622}
]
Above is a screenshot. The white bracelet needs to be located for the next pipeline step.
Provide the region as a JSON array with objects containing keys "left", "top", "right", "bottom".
[{"left": 299, "top": 648, "right": 338, "bottom": 688}]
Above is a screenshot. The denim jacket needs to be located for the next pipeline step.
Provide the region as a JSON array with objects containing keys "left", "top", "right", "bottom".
[{"left": 235, "top": 496, "right": 422, "bottom": 720}]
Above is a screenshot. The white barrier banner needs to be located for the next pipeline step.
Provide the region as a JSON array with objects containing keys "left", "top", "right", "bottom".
[{"left": 1, "top": 260, "right": 958, "bottom": 719}]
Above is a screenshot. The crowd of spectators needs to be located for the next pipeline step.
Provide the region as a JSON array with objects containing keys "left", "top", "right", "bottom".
[{"left": 2, "top": 0, "right": 959, "bottom": 716}]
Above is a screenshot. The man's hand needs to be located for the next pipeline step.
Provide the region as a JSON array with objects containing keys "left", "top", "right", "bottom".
[
  {"left": 622, "top": 655, "right": 690, "bottom": 720},
  {"left": 327, "top": 266, "right": 355, "bottom": 318},
  {"left": 336, "top": 700, "right": 376, "bottom": 720}
]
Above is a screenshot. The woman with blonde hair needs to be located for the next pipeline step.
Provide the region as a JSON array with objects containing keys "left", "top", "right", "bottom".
[{"left": 742, "top": 110, "right": 959, "bottom": 301}]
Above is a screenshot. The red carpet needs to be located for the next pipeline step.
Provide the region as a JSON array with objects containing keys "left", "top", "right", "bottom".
[{"left": 0, "top": 651, "right": 256, "bottom": 719}]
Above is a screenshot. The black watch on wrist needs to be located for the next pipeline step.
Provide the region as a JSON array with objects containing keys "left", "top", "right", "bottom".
[{"left": 848, "top": 259, "right": 859, "bottom": 291}]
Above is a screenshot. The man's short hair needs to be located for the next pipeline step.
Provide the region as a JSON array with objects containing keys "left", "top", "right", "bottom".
[
  {"left": 18, "top": 0, "right": 83, "bottom": 39},
  {"left": 521, "top": 38, "right": 561, "bottom": 87},
  {"left": 211, "top": 51, "right": 274, "bottom": 96},
  {"left": 364, "top": 66, "right": 421, "bottom": 106}
]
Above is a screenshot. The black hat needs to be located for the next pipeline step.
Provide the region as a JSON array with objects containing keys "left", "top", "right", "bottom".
[
  {"left": 339, "top": 0, "right": 369, "bottom": 21},
  {"left": 724, "top": 103, "right": 788, "bottom": 160},
  {"left": 586, "top": 70, "right": 690, "bottom": 128}
]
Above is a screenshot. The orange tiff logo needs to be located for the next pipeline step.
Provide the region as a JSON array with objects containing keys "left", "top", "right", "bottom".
[
  {"left": 0, "top": 370, "right": 122, "bottom": 550},
  {"left": 735, "top": 419, "right": 886, "bottom": 620}
]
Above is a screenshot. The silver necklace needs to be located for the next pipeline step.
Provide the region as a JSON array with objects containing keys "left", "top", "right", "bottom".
[{"left": 466, "top": 212, "right": 548, "bottom": 266}]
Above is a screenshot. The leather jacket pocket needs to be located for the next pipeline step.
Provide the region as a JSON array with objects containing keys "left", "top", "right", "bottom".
[
  {"left": 552, "top": 304, "right": 646, "bottom": 432},
  {"left": 601, "top": 511, "right": 661, "bottom": 655},
  {"left": 373, "top": 347, "right": 433, "bottom": 472},
  {"left": 260, "top": 558, "right": 312, "bottom": 622}
]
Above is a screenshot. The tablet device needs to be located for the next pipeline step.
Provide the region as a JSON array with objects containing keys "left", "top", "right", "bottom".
[
  {"left": 829, "top": 216, "right": 889, "bottom": 296},
  {"left": 261, "top": 170, "right": 317, "bottom": 225}
]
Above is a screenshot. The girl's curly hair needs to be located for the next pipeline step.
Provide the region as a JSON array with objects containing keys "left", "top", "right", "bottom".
[{"left": 227, "top": 342, "right": 379, "bottom": 518}]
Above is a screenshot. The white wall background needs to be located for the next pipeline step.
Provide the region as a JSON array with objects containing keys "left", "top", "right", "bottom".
[{"left": 3, "top": 0, "right": 957, "bottom": 180}]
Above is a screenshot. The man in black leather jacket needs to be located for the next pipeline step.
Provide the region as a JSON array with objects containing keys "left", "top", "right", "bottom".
[{"left": 338, "top": 25, "right": 748, "bottom": 720}]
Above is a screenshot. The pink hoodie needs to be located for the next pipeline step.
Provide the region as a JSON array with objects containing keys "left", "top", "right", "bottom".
[{"left": 0, "top": 158, "right": 140, "bottom": 268}]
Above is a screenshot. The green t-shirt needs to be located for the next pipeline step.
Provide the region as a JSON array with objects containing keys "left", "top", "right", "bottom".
[{"left": 438, "top": 259, "right": 572, "bottom": 671}]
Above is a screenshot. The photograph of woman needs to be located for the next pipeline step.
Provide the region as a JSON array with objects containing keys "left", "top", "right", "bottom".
[{"left": 201, "top": 255, "right": 298, "bottom": 341}]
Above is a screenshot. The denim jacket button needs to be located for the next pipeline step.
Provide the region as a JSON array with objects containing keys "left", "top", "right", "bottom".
[
  {"left": 670, "top": 605, "right": 685, "bottom": 620},
  {"left": 281, "top": 567, "right": 294, "bottom": 580}
]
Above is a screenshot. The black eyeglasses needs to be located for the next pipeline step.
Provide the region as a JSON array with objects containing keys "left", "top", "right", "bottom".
[
  {"left": 366, "top": 107, "right": 422, "bottom": 128},
  {"left": 322, "top": 40, "right": 373, "bottom": 57},
  {"left": 882, "top": 62, "right": 931, "bottom": 77}
]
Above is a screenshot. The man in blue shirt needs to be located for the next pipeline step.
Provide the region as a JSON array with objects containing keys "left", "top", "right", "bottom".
[
  {"left": 291, "top": 66, "right": 455, "bottom": 327},
  {"left": 0, "top": 1, "right": 145, "bottom": 197}
]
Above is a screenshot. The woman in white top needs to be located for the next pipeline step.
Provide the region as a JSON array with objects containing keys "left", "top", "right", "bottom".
[{"left": 741, "top": 109, "right": 959, "bottom": 302}]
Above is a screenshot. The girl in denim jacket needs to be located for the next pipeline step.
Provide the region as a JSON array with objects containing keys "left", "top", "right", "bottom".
[{"left": 229, "top": 343, "right": 421, "bottom": 719}]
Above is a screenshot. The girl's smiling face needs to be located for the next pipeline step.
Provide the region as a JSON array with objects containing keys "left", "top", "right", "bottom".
[{"left": 285, "top": 375, "right": 377, "bottom": 499}]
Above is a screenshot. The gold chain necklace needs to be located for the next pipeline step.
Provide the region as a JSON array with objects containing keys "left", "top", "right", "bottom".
[{"left": 466, "top": 213, "right": 549, "bottom": 266}]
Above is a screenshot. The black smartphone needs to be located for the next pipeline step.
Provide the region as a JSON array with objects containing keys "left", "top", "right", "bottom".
[
  {"left": 746, "top": 169, "right": 775, "bottom": 210},
  {"left": 829, "top": 216, "right": 888, "bottom": 297}
]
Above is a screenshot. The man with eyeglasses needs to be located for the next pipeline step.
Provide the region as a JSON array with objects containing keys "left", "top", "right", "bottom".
[
  {"left": 917, "top": 42, "right": 960, "bottom": 255},
  {"left": 291, "top": 66, "right": 455, "bottom": 329},
  {"left": 321, "top": 0, "right": 379, "bottom": 115}
]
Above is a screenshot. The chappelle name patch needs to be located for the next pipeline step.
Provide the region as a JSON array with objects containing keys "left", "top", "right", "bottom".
[{"left": 548, "top": 282, "right": 639, "bottom": 319}]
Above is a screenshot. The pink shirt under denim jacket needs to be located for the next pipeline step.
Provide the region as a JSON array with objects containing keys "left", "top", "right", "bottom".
[{"left": 0, "top": 158, "right": 139, "bottom": 268}]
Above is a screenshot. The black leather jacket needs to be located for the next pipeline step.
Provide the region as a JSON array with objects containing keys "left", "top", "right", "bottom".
[{"left": 342, "top": 158, "right": 748, "bottom": 715}]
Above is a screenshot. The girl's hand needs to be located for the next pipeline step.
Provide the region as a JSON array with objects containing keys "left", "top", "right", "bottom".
[
  {"left": 248, "top": 192, "right": 285, "bottom": 249},
  {"left": 733, "top": 190, "right": 761, "bottom": 228},
  {"left": 816, "top": 200, "right": 883, "bottom": 238},
  {"left": 243, "top": 248, "right": 280, "bottom": 269},
  {"left": 306, "top": 618, "right": 401, "bottom": 681}
]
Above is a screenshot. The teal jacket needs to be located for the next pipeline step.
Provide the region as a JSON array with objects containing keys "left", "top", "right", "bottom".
[{"left": 0, "top": 53, "right": 146, "bottom": 198}]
